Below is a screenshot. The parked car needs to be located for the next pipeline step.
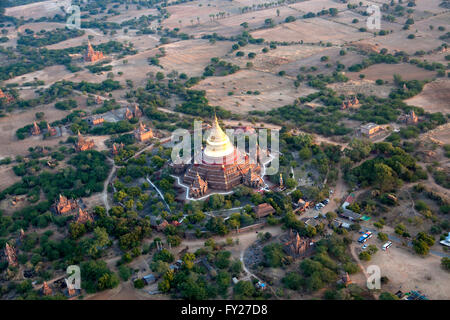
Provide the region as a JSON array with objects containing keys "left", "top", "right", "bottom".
[{"left": 362, "top": 244, "right": 368, "bottom": 250}]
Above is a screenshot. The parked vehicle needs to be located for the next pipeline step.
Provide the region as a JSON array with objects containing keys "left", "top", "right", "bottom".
[
  {"left": 358, "top": 231, "right": 372, "bottom": 243},
  {"left": 382, "top": 241, "right": 393, "bottom": 251},
  {"left": 358, "top": 235, "right": 368, "bottom": 243}
]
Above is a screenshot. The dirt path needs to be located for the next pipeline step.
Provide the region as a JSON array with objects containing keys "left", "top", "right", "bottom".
[{"left": 102, "top": 157, "right": 116, "bottom": 213}]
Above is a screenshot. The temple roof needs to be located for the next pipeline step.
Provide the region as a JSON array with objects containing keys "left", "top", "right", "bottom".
[{"left": 203, "top": 115, "right": 235, "bottom": 159}]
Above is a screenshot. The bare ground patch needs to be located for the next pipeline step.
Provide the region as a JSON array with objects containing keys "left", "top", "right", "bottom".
[
  {"left": 251, "top": 17, "right": 372, "bottom": 45},
  {"left": 357, "top": 243, "right": 450, "bottom": 300},
  {"left": 347, "top": 63, "right": 437, "bottom": 82},
  {"left": 192, "top": 69, "right": 316, "bottom": 114},
  {"left": 5, "top": 1, "right": 70, "bottom": 20},
  {"left": 157, "top": 39, "right": 232, "bottom": 76},
  {"left": 328, "top": 80, "right": 394, "bottom": 98},
  {"left": 405, "top": 79, "right": 450, "bottom": 114}
]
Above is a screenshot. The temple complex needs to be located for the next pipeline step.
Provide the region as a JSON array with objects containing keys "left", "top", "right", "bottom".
[
  {"left": 341, "top": 96, "right": 360, "bottom": 110},
  {"left": 398, "top": 110, "right": 418, "bottom": 124},
  {"left": 189, "top": 173, "right": 208, "bottom": 198},
  {"left": 42, "top": 282, "right": 53, "bottom": 296},
  {"left": 283, "top": 230, "right": 312, "bottom": 259},
  {"left": 111, "top": 142, "right": 124, "bottom": 155},
  {"left": 75, "top": 131, "right": 95, "bottom": 151},
  {"left": 31, "top": 122, "right": 41, "bottom": 136},
  {"left": 124, "top": 107, "right": 133, "bottom": 120},
  {"left": 182, "top": 115, "right": 262, "bottom": 196},
  {"left": 84, "top": 40, "right": 104, "bottom": 63},
  {"left": 134, "top": 122, "right": 153, "bottom": 142},
  {"left": 0, "top": 89, "right": 14, "bottom": 104},
  {"left": 4, "top": 243, "right": 18, "bottom": 267},
  {"left": 47, "top": 123, "right": 57, "bottom": 136},
  {"left": 125, "top": 105, "right": 143, "bottom": 120},
  {"left": 88, "top": 116, "right": 104, "bottom": 126},
  {"left": 76, "top": 208, "right": 94, "bottom": 224},
  {"left": 243, "top": 167, "right": 264, "bottom": 188},
  {"left": 54, "top": 194, "right": 79, "bottom": 215},
  {"left": 134, "top": 105, "right": 143, "bottom": 118}
]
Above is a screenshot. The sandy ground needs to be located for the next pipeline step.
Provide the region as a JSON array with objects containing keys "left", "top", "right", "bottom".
[
  {"left": 0, "top": 165, "right": 21, "bottom": 190},
  {"left": 162, "top": 0, "right": 298, "bottom": 37},
  {"left": 251, "top": 17, "right": 372, "bottom": 45},
  {"left": 157, "top": 39, "right": 232, "bottom": 76},
  {"left": 355, "top": 12, "right": 450, "bottom": 55},
  {"left": 288, "top": 0, "right": 349, "bottom": 12},
  {"left": 224, "top": 44, "right": 333, "bottom": 74},
  {"left": 192, "top": 69, "right": 316, "bottom": 114},
  {"left": 352, "top": 241, "right": 450, "bottom": 300},
  {"left": 0, "top": 105, "right": 70, "bottom": 158},
  {"left": 105, "top": 7, "right": 159, "bottom": 24},
  {"left": 347, "top": 63, "right": 437, "bottom": 82},
  {"left": 5, "top": 0, "right": 70, "bottom": 19},
  {"left": 328, "top": 80, "right": 394, "bottom": 99},
  {"left": 405, "top": 79, "right": 450, "bottom": 114}
]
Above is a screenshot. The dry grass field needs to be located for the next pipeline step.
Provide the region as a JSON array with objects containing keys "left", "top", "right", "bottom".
[
  {"left": 346, "top": 63, "right": 437, "bottom": 82},
  {"left": 406, "top": 79, "right": 450, "bottom": 114},
  {"left": 157, "top": 39, "right": 232, "bottom": 76},
  {"left": 192, "top": 69, "right": 316, "bottom": 114},
  {"left": 0, "top": 105, "right": 71, "bottom": 158},
  {"left": 4, "top": 0, "right": 70, "bottom": 20},
  {"left": 252, "top": 16, "right": 374, "bottom": 45},
  {"left": 328, "top": 80, "right": 394, "bottom": 99},
  {"left": 357, "top": 243, "right": 450, "bottom": 300}
]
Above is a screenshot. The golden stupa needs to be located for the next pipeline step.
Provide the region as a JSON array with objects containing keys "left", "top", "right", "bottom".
[{"left": 183, "top": 115, "right": 262, "bottom": 194}]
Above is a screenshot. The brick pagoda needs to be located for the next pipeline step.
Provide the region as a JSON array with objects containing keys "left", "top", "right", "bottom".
[
  {"left": 134, "top": 122, "right": 153, "bottom": 142},
  {"left": 84, "top": 40, "right": 104, "bottom": 63},
  {"left": 75, "top": 131, "right": 95, "bottom": 151}
]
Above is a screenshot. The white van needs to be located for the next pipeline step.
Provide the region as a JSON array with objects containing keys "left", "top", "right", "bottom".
[{"left": 382, "top": 241, "right": 393, "bottom": 251}]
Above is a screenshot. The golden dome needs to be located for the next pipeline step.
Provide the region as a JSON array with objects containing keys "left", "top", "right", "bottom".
[{"left": 203, "top": 115, "right": 235, "bottom": 162}]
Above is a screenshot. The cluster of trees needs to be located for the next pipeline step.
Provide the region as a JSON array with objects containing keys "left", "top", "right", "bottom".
[
  {"left": 412, "top": 232, "right": 435, "bottom": 255},
  {"left": 348, "top": 142, "right": 427, "bottom": 192},
  {"left": 0, "top": 40, "right": 135, "bottom": 82},
  {"left": 1, "top": 150, "right": 110, "bottom": 204},
  {"left": 203, "top": 57, "right": 240, "bottom": 77},
  {"left": 267, "top": 91, "right": 351, "bottom": 137},
  {"left": 281, "top": 235, "right": 358, "bottom": 292},
  {"left": 86, "top": 60, "right": 113, "bottom": 74},
  {"left": 348, "top": 51, "right": 404, "bottom": 73},
  {"left": 17, "top": 28, "right": 85, "bottom": 47},
  {"left": 154, "top": 240, "right": 245, "bottom": 299}
]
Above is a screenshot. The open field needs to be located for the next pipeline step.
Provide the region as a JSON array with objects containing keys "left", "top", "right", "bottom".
[
  {"left": 105, "top": 7, "right": 159, "bottom": 24},
  {"left": 0, "top": 105, "right": 71, "bottom": 158},
  {"left": 163, "top": 2, "right": 299, "bottom": 38},
  {"left": 251, "top": 17, "right": 373, "bottom": 44},
  {"left": 192, "top": 69, "right": 316, "bottom": 114},
  {"left": 354, "top": 9, "right": 450, "bottom": 55},
  {"left": 405, "top": 79, "right": 450, "bottom": 114},
  {"left": 4, "top": 0, "right": 70, "bottom": 20},
  {"left": 288, "top": 0, "right": 348, "bottom": 12},
  {"left": 328, "top": 80, "right": 394, "bottom": 99},
  {"left": 346, "top": 63, "right": 437, "bottom": 82},
  {"left": 356, "top": 242, "right": 450, "bottom": 300},
  {"left": 0, "top": 165, "right": 21, "bottom": 191},
  {"left": 157, "top": 39, "right": 232, "bottom": 76},
  {"left": 225, "top": 44, "right": 334, "bottom": 75}
]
